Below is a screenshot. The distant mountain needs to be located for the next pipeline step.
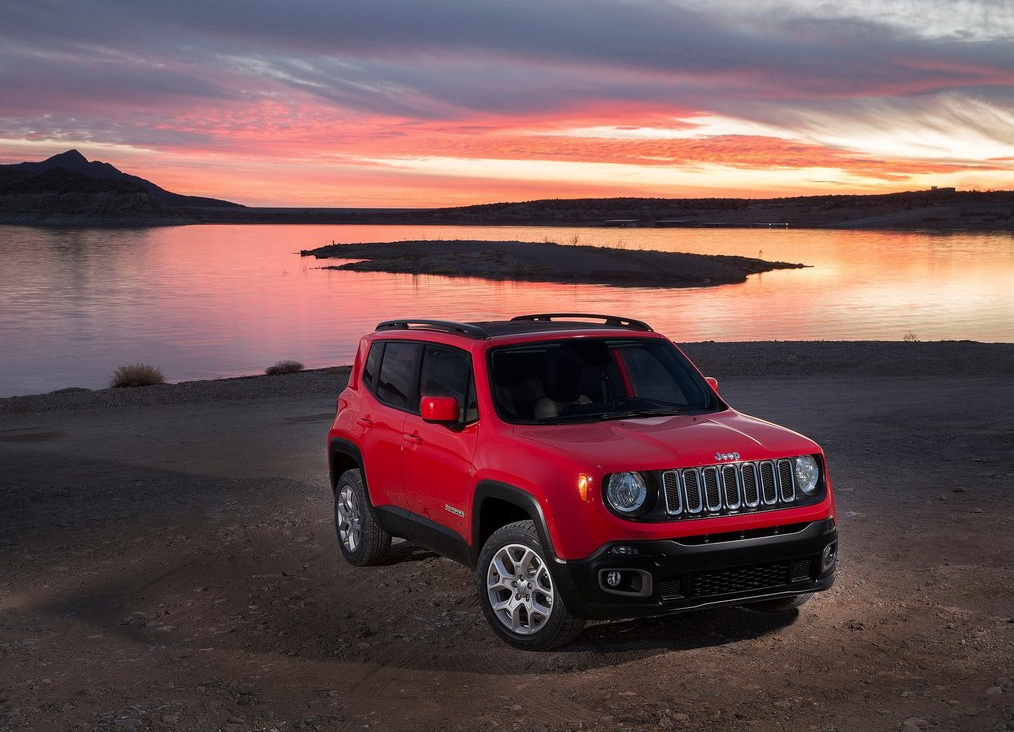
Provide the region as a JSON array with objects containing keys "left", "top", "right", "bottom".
[
  {"left": 8, "top": 149, "right": 243, "bottom": 208},
  {"left": 0, "top": 149, "right": 244, "bottom": 225}
]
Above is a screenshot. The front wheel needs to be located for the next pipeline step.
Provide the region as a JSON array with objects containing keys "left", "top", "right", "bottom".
[
  {"left": 334, "top": 469, "right": 390, "bottom": 566},
  {"left": 476, "top": 520, "right": 584, "bottom": 650}
]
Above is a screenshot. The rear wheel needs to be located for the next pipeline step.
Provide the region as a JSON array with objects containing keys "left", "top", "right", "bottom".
[
  {"left": 334, "top": 469, "right": 390, "bottom": 566},
  {"left": 477, "top": 520, "right": 584, "bottom": 650}
]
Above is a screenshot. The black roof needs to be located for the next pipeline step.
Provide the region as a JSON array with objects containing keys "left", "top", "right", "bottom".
[{"left": 375, "top": 313, "right": 653, "bottom": 340}]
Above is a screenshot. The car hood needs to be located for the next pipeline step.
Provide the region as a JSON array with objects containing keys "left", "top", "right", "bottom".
[{"left": 512, "top": 409, "right": 819, "bottom": 471}]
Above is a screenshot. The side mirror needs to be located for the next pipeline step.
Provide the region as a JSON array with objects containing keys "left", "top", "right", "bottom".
[
  {"left": 705, "top": 376, "right": 719, "bottom": 392},
  {"left": 421, "top": 395, "right": 460, "bottom": 423}
]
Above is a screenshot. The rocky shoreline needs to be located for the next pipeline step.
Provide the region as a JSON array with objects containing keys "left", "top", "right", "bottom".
[
  {"left": 4, "top": 179, "right": 1014, "bottom": 230},
  {"left": 3, "top": 340, "right": 1011, "bottom": 414}
]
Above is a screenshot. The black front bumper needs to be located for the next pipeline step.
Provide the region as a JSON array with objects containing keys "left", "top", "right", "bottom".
[{"left": 552, "top": 518, "right": 838, "bottom": 620}]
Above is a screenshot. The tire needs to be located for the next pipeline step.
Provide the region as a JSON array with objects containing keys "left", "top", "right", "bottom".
[
  {"left": 476, "top": 520, "right": 585, "bottom": 650},
  {"left": 748, "top": 592, "right": 814, "bottom": 612},
  {"left": 334, "top": 469, "right": 391, "bottom": 566}
]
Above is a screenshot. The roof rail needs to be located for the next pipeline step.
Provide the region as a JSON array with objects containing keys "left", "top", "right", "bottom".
[
  {"left": 510, "top": 313, "right": 653, "bottom": 332},
  {"left": 375, "top": 319, "right": 491, "bottom": 339}
]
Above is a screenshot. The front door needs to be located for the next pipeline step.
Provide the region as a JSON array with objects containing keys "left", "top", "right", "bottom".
[{"left": 402, "top": 344, "right": 479, "bottom": 541}]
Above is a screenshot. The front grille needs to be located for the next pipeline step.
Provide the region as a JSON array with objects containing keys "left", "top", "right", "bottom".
[
  {"left": 659, "top": 577, "right": 684, "bottom": 600},
  {"left": 692, "top": 562, "right": 789, "bottom": 597},
  {"left": 659, "top": 559, "right": 815, "bottom": 601},
  {"left": 662, "top": 459, "right": 805, "bottom": 519}
]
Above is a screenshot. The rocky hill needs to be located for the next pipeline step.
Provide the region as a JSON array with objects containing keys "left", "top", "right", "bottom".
[
  {"left": 379, "top": 189, "right": 1014, "bottom": 230},
  {"left": 188, "top": 189, "right": 1014, "bottom": 231},
  {"left": 0, "top": 150, "right": 243, "bottom": 225}
]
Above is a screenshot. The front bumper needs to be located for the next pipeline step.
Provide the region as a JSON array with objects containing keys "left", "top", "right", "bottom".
[{"left": 552, "top": 518, "right": 838, "bottom": 620}]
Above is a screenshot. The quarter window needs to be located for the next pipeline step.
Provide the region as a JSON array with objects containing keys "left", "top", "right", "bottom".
[{"left": 362, "top": 342, "right": 383, "bottom": 390}]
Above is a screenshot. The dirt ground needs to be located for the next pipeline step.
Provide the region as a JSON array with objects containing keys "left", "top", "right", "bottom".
[{"left": 1, "top": 359, "right": 1012, "bottom": 731}]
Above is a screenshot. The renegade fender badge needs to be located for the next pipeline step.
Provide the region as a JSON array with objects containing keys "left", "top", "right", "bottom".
[{"left": 444, "top": 504, "right": 465, "bottom": 518}]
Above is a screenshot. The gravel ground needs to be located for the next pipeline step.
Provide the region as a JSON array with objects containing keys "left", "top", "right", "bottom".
[{"left": 1, "top": 341, "right": 1012, "bottom": 732}]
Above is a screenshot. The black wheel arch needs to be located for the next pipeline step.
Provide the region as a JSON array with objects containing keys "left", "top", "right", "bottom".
[
  {"left": 329, "top": 438, "right": 364, "bottom": 493},
  {"left": 471, "top": 481, "right": 558, "bottom": 567}
]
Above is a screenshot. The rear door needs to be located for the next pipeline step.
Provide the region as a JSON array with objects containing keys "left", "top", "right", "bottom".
[{"left": 359, "top": 340, "right": 421, "bottom": 509}]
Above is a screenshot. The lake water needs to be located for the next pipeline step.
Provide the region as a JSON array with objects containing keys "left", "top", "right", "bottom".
[{"left": 1, "top": 224, "right": 1012, "bottom": 396}]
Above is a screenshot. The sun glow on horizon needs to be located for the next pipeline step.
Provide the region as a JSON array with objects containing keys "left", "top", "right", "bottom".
[{"left": 4, "top": 126, "right": 1011, "bottom": 208}]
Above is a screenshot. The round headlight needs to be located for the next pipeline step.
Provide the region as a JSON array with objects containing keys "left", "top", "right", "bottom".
[
  {"left": 606, "top": 472, "right": 647, "bottom": 514},
  {"left": 794, "top": 455, "right": 820, "bottom": 495}
]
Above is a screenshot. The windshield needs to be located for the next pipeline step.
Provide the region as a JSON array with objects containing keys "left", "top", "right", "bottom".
[{"left": 489, "top": 338, "right": 721, "bottom": 424}]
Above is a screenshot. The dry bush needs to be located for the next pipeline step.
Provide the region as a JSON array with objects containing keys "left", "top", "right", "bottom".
[
  {"left": 265, "top": 360, "right": 304, "bottom": 375},
  {"left": 110, "top": 363, "right": 165, "bottom": 388}
]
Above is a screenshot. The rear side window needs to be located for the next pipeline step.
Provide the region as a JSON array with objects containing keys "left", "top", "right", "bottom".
[{"left": 375, "top": 341, "right": 421, "bottom": 409}]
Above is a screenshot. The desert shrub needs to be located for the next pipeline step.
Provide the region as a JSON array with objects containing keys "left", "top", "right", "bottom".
[
  {"left": 110, "top": 363, "right": 165, "bottom": 388},
  {"left": 265, "top": 360, "right": 304, "bottom": 375}
]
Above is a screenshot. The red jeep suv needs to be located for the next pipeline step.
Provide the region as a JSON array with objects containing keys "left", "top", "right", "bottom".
[{"left": 328, "top": 314, "right": 838, "bottom": 649}]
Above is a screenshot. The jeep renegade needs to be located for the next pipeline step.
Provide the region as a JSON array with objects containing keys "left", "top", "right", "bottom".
[{"left": 327, "top": 314, "right": 838, "bottom": 649}]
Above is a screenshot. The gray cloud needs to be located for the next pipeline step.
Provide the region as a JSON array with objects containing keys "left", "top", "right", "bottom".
[{"left": 1, "top": 0, "right": 1012, "bottom": 149}]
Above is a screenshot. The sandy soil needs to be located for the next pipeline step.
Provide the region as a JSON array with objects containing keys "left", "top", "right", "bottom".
[{"left": 1, "top": 343, "right": 1012, "bottom": 732}]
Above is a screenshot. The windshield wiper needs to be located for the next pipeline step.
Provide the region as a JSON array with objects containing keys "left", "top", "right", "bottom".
[
  {"left": 535, "top": 413, "right": 604, "bottom": 424},
  {"left": 599, "top": 407, "right": 683, "bottom": 421}
]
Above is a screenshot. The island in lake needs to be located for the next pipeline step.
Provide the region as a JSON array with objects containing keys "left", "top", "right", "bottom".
[{"left": 301, "top": 239, "right": 805, "bottom": 288}]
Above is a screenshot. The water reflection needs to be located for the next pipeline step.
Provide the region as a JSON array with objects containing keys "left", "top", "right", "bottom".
[{"left": 0, "top": 224, "right": 1011, "bottom": 396}]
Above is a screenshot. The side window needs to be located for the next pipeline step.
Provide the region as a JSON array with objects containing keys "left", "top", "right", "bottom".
[
  {"left": 362, "top": 342, "right": 383, "bottom": 390},
  {"left": 375, "top": 342, "right": 421, "bottom": 410},
  {"left": 420, "top": 345, "right": 477, "bottom": 423}
]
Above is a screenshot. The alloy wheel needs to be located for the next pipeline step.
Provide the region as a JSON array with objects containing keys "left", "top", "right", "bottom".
[
  {"left": 336, "top": 484, "right": 361, "bottom": 553},
  {"left": 486, "top": 543, "right": 555, "bottom": 635}
]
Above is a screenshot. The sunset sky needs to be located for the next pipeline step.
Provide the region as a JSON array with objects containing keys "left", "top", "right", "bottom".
[{"left": 2, "top": 0, "right": 1013, "bottom": 207}]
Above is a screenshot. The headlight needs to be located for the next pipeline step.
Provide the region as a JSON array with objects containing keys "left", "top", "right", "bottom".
[
  {"left": 794, "top": 455, "right": 820, "bottom": 495},
  {"left": 606, "top": 472, "right": 647, "bottom": 514}
]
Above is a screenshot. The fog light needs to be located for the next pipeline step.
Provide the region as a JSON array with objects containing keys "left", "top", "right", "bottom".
[
  {"left": 821, "top": 543, "right": 837, "bottom": 572},
  {"left": 605, "top": 571, "right": 622, "bottom": 588}
]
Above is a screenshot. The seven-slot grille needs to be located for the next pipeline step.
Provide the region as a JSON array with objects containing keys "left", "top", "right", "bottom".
[{"left": 662, "top": 459, "right": 801, "bottom": 518}]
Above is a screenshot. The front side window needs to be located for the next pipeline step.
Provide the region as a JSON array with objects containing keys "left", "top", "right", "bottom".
[
  {"left": 420, "top": 345, "right": 478, "bottom": 423},
  {"left": 489, "top": 338, "right": 719, "bottom": 424}
]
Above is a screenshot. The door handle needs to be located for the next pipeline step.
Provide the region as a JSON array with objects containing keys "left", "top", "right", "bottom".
[
  {"left": 402, "top": 432, "right": 423, "bottom": 445},
  {"left": 357, "top": 416, "right": 375, "bottom": 428}
]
